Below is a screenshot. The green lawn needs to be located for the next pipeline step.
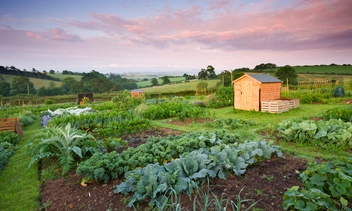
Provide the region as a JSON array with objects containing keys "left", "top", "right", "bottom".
[{"left": 0, "top": 121, "right": 41, "bottom": 211}]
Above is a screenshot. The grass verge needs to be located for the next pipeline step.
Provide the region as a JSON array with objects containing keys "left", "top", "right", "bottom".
[{"left": 0, "top": 120, "right": 41, "bottom": 211}]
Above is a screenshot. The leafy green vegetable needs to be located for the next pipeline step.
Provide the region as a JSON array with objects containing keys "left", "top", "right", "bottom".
[{"left": 114, "top": 140, "right": 282, "bottom": 209}]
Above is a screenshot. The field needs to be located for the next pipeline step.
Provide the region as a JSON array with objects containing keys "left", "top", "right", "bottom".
[
  {"left": 141, "top": 79, "right": 220, "bottom": 95},
  {"left": 47, "top": 73, "right": 82, "bottom": 81},
  {"left": 0, "top": 74, "right": 62, "bottom": 89},
  {"left": 294, "top": 65, "right": 352, "bottom": 74},
  {"left": 136, "top": 77, "right": 186, "bottom": 88}
]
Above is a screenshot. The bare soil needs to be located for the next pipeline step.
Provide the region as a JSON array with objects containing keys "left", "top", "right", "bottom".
[{"left": 40, "top": 126, "right": 308, "bottom": 211}]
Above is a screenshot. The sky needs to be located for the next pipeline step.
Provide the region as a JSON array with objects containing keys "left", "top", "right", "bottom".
[{"left": 0, "top": 0, "right": 351, "bottom": 74}]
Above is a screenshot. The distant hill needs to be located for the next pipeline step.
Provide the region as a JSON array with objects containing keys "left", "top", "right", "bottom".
[
  {"left": 0, "top": 66, "right": 61, "bottom": 81},
  {"left": 292, "top": 65, "right": 352, "bottom": 74},
  {"left": 259, "top": 65, "right": 352, "bottom": 74},
  {"left": 0, "top": 74, "right": 62, "bottom": 89},
  {"left": 47, "top": 73, "right": 82, "bottom": 81}
]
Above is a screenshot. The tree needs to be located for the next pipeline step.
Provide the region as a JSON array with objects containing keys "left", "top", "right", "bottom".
[
  {"left": 275, "top": 65, "right": 298, "bottom": 85},
  {"left": 49, "top": 70, "right": 55, "bottom": 74},
  {"left": 206, "top": 65, "right": 217, "bottom": 79},
  {"left": 83, "top": 78, "right": 115, "bottom": 93},
  {"left": 220, "top": 70, "right": 232, "bottom": 86},
  {"left": 37, "top": 86, "right": 47, "bottom": 97},
  {"left": 61, "top": 77, "right": 78, "bottom": 93},
  {"left": 198, "top": 68, "right": 208, "bottom": 80},
  {"left": 254, "top": 63, "right": 277, "bottom": 71},
  {"left": 151, "top": 78, "right": 158, "bottom": 86},
  {"left": 108, "top": 74, "right": 137, "bottom": 91},
  {"left": 198, "top": 65, "right": 217, "bottom": 80},
  {"left": 81, "top": 70, "right": 106, "bottom": 83},
  {"left": 11, "top": 76, "right": 35, "bottom": 94},
  {"left": 232, "top": 71, "right": 245, "bottom": 81},
  {"left": 0, "top": 81, "right": 11, "bottom": 96},
  {"left": 70, "top": 81, "right": 83, "bottom": 94},
  {"left": 161, "top": 76, "right": 171, "bottom": 85}
]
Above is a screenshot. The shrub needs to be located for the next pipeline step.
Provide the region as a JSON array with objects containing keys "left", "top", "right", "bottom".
[
  {"left": 324, "top": 107, "right": 352, "bottom": 122},
  {"left": 142, "top": 97, "right": 206, "bottom": 121},
  {"left": 0, "top": 131, "right": 21, "bottom": 145},
  {"left": 206, "top": 85, "right": 233, "bottom": 108},
  {"left": 0, "top": 142, "right": 18, "bottom": 172},
  {"left": 44, "top": 99, "right": 55, "bottom": 105},
  {"left": 0, "top": 131, "right": 20, "bottom": 172}
]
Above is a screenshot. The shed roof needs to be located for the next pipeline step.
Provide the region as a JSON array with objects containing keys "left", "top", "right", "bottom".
[{"left": 233, "top": 73, "right": 282, "bottom": 83}]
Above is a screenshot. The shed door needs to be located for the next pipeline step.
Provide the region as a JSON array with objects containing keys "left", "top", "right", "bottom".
[{"left": 241, "top": 81, "right": 252, "bottom": 110}]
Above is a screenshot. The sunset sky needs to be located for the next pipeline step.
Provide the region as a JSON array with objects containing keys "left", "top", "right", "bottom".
[{"left": 0, "top": 0, "right": 351, "bottom": 74}]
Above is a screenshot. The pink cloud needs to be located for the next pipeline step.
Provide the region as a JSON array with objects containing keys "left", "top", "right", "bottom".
[
  {"left": 49, "top": 28, "right": 82, "bottom": 42},
  {"left": 27, "top": 0, "right": 352, "bottom": 52},
  {"left": 26, "top": 31, "right": 42, "bottom": 39},
  {"left": 208, "top": 0, "right": 234, "bottom": 11}
]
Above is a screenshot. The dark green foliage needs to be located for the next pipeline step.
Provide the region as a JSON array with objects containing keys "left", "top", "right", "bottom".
[
  {"left": 76, "top": 130, "right": 240, "bottom": 183},
  {"left": 205, "top": 118, "right": 255, "bottom": 130},
  {"left": 27, "top": 124, "right": 97, "bottom": 175},
  {"left": 324, "top": 107, "right": 352, "bottom": 122},
  {"left": 11, "top": 76, "right": 36, "bottom": 95},
  {"left": 111, "top": 90, "right": 145, "bottom": 112},
  {"left": 0, "top": 142, "right": 18, "bottom": 172},
  {"left": 282, "top": 89, "right": 335, "bottom": 104},
  {"left": 142, "top": 97, "right": 206, "bottom": 121},
  {"left": 0, "top": 131, "right": 20, "bottom": 172},
  {"left": 254, "top": 63, "right": 277, "bottom": 70},
  {"left": 198, "top": 65, "right": 217, "bottom": 80},
  {"left": 277, "top": 119, "right": 352, "bottom": 150},
  {"left": 151, "top": 78, "right": 159, "bottom": 86},
  {"left": 18, "top": 111, "right": 37, "bottom": 127},
  {"left": 283, "top": 158, "right": 352, "bottom": 210},
  {"left": 205, "top": 85, "right": 233, "bottom": 108},
  {"left": 0, "top": 131, "right": 20, "bottom": 145},
  {"left": 114, "top": 140, "right": 282, "bottom": 208},
  {"left": 0, "top": 81, "right": 11, "bottom": 96},
  {"left": 161, "top": 76, "right": 171, "bottom": 85},
  {"left": 50, "top": 110, "right": 150, "bottom": 137},
  {"left": 145, "top": 98, "right": 168, "bottom": 105},
  {"left": 108, "top": 74, "right": 138, "bottom": 90},
  {"left": 275, "top": 65, "right": 298, "bottom": 85}
]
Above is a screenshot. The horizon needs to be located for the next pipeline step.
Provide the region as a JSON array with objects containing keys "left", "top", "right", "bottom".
[{"left": 1, "top": 0, "right": 351, "bottom": 74}]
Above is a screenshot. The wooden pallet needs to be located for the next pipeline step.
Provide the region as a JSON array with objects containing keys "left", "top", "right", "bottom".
[
  {"left": 0, "top": 118, "right": 23, "bottom": 137},
  {"left": 262, "top": 99, "right": 299, "bottom": 113}
]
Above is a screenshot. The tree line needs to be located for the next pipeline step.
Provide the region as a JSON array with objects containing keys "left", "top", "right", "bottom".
[
  {"left": 0, "top": 66, "right": 60, "bottom": 81},
  {"left": 196, "top": 63, "right": 298, "bottom": 86},
  {"left": 0, "top": 69, "right": 139, "bottom": 97}
]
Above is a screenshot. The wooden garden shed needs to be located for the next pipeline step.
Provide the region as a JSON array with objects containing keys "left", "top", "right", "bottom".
[{"left": 233, "top": 74, "right": 282, "bottom": 111}]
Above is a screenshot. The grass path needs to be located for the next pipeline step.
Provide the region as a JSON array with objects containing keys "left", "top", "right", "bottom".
[{"left": 0, "top": 120, "right": 41, "bottom": 211}]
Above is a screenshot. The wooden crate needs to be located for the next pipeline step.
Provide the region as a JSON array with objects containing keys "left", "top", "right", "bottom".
[
  {"left": 0, "top": 118, "right": 23, "bottom": 137},
  {"left": 261, "top": 99, "right": 299, "bottom": 113}
]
